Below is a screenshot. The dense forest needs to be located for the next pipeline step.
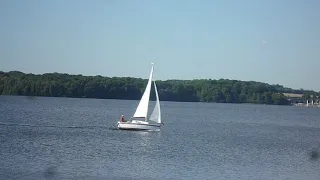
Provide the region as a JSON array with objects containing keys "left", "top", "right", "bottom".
[{"left": 0, "top": 71, "right": 319, "bottom": 105}]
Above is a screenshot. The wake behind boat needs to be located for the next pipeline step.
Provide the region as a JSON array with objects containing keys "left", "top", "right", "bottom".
[{"left": 117, "top": 63, "right": 163, "bottom": 131}]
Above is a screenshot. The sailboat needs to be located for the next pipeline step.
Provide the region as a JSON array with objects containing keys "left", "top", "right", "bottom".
[{"left": 117, "top": 63, "right": 163, "bottom": 131}]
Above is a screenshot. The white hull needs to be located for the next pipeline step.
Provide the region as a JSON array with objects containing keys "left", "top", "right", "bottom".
[{"left": 117, "top": 121, "right": 162, "bottom": 131}]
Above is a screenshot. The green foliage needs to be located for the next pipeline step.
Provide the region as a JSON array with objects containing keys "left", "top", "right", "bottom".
[{"left": 1, "top": 71, "right": 317, "bottom": 105}]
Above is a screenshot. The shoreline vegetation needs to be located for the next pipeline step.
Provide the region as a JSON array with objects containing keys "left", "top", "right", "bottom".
[{"left": 1, "top": 71, "right": 319, "bottom": 106}]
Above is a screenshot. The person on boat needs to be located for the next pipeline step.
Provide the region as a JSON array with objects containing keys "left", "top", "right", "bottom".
[{"left": 120, "top": 115, "right": 125, "bottom": 122}]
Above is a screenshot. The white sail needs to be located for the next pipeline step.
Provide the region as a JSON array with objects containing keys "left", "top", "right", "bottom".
[
  {"left": 132, "top": 64, "right": 154, "bottom": 120},
  {"left": 149, "top": 81, "right": 161, "bottom": 123}
]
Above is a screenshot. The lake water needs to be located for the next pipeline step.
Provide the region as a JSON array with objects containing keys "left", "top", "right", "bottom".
[{"left": 0, "top": 96, "right": 319, "bottom": 180}]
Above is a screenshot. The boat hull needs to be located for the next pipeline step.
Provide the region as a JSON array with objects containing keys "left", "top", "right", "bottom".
[{"left": 117, "top": 121, "right": 161, "bottom": 131}]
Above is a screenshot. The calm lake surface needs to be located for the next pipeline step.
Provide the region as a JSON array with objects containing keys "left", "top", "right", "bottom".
[{"left": 0, "top": 96, "right": 319, "bottom": 180}]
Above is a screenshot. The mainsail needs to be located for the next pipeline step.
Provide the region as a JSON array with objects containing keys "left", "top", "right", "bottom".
[{"left": 132, "top": 64, "right": 154, "bottom": 120}]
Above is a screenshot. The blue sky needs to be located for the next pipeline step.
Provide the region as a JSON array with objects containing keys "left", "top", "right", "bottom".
[{"left": 0, "top": 0, "right": 319, "bottom": 91}]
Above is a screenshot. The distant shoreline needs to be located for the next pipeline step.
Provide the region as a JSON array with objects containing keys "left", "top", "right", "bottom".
[
  {"left": 1, "top": 94, "right": 316, "bottom": 108},
  {"left": 1, "top": 71, "right": 319, "bottom": 106},
  {"left": 4, "top": 95, "right": 320, "bottom": 109}
]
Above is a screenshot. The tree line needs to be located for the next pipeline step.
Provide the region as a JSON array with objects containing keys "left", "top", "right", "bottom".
[{"left": 0, "top": 71, "right": 319, "bottom": 105}]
